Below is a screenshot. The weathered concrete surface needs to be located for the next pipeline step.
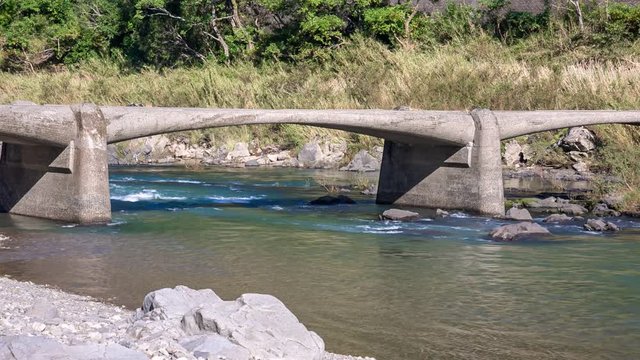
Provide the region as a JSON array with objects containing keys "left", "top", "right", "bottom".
[
  {"left": 0, "top": 104, "right": 111, "bottom": 223},
  {"left": 1, "top": 103, "right": 640, "bottom": 222},
  {"left": 377, "top": 109, "right": 505, "bottom": 216}
]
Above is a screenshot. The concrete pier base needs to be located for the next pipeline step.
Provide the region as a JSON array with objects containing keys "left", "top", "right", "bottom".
[
  {"left": 0, "top": 105, "right": 111, "bottom": 223},
  {"left": 376, "top": 109, "right": 505, "bottom": 216}
]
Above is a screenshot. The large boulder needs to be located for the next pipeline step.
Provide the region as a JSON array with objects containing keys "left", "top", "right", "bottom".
[
  {"left": 180, "top": 335, "right": 250, "bottom": 360},
  {"left": 558, "top": 127, "right": 596, "bottom": 152},
  {"left": 584, "top": 219, "right": 620, "bottom": 232},
  {"left": 181, "top": 294, "right": 325, "bottom": 360},
  {"left": 226, "top": 142, "right": 251, "bottom": 161},
  {"left": 382, "top": 209, "right": 420, "bottom": 221},
  {"left": 298, "top": 142, "right": 325, "bottom": 168},
  {"left": 143, "top": 285, "right": 222, "bottom": 320},
  {"left": 489, "top": 222, "right": 550, "bottom": 241},
  {"left": 505, "top": 207, "right": 533, "bottom": 221},
  {"left": 340, "top": 150, "right": 381, "bottom": 172}
]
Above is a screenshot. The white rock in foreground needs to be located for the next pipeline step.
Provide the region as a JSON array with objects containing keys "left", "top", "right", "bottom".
[{"left": 0, "top": 278, "right": 372, "bottom": 360}]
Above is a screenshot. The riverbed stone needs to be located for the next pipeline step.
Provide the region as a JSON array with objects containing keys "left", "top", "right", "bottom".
[
  {"left": 543, "top": 214, "right": 573, "bottom": 223},
  {"left": 592, "top": 203, "right": 621, "bottom": 217},
  {"left": 558, "top": 127, "right": 596, "bottom": 152},
  {"left": 226, "top": 143, "right": 251, "bottom": 161},
  {"left": 382, "top": 209, "right": 420, "bottom": 221},
  {"left": 340, "top": 150, "right": 380, "bottom": 172},
  {"left": 584, "top": 219, "right": 620, "bottom": 232},
  {"left": 505, "top": 207, "right": 533, "bottom": 221},
  {"left": 503, "top": 140, "right": 531, "bottom": 167},
  {"left": 490, "top": 222, "right": 551, "bottom": 241},
  {"left": 142, "top": 286, "right": 222, "bottom": 320},
  {"left": 527, "top": 197, "right": 587, "bottom": 215},
  {"left": 298, "top": 142, "right": 325, "bottom": 168}
]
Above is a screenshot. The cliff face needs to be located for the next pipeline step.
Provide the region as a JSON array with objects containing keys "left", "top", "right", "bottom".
[{"left": 388, "top": 0, "right": 640, "bottom": 14}]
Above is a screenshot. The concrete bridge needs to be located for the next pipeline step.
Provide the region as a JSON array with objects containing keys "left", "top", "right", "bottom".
[{"left": 1, "top": 103, "right": 639, "bottom": 223}]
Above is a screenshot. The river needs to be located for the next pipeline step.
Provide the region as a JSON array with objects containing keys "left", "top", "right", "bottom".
[{"left": 1, "top": 167, "right": 639, "bottom": 359}]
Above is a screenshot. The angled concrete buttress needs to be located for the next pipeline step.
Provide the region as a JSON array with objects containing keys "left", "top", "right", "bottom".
[
  {"left": 0, "top": 104, "right": 111, "bottom": 223},
  {"left": 377, "top": 109, "right": 505, "bottom": 216}
]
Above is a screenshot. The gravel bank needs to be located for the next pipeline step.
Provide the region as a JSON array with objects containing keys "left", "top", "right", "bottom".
[{"left": 0, "top": 276, "right": 374, "bottom": 360}]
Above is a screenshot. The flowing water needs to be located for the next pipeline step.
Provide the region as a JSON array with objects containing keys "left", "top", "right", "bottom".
[{"left": 1, "top": 167, "right": 640, "bottom": 359}]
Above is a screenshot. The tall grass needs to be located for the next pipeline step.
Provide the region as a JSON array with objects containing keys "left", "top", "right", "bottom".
[{"left": 1, "top": 36, "right": 640, "bottom": 209}]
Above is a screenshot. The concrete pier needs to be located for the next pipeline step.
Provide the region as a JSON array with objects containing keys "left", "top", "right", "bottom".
[{"left": 0, "top": 105, "right": 111, "bottom": 223}]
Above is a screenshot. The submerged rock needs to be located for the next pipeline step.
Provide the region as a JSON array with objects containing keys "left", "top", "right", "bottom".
[
  {"left": 381, "top": 209, "right": 420, "bottom": 221},
  {"left": 489, "top": 222, "right": 550, "bottom": 241},
  {"left": 309, "top": 195, "right": 356, "bottom": 205},
  {"left": 543, "top": 214, "right": 573, "bottom": 223},
  {"left": 584, "top": 219, "right": 620, "bottom": 232},
  {"left": 505, "top": 207, "right": 533, "bottom": 221}
]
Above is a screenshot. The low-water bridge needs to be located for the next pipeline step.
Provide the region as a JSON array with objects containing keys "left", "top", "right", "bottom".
[{"left": 1, "top": 103, "right": 639, "bottom": 223}]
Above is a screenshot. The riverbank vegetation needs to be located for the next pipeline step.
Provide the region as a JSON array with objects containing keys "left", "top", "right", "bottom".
[{"left": 1, "top": 0, "right": 640, "bottom": 210}]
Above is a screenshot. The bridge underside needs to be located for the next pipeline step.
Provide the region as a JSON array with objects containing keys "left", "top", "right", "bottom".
[
  {"left": 0, "top": 105, "right": 111, "bottom": 223},
  {"left": 0, "top": 105, "right": 512, "bottom": 223}
]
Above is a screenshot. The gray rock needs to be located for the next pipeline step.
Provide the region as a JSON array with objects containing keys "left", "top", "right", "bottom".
[
  {"left": 527, "top": 197, "right": 587, "bottom": 215},
  {"left": 340, "top": 150, "right": 380, "bottom": 172},
  {"left": 143, "top": 286, "right": 222, "bottom": 320},
  {"left": 558, "top": 203, "right": 588, "bottom": 216},
  {"left": 298, "top": 142, "right": 324, "bottom": 167},
  {"left": 182, "top": 294, "right": 325, "bottom": 360},
  {"left": 490, "top": 222, "right": 551, "bottom": 241},
  {"left": 309, "top": 195, "right": 356, "bottom": 206},
  {"left": 572, "top": 161, "right": 590, "bottom": 173},
  {"left": 558, "top": 127, "right": 596, "bottom": 152},
  {"left": 502, "top": 140, "right": 531, "bottom": 167},
  {"left": 245, "top": 159, "right": 260, "bottom": 167},
  {"left": 66, "top": 343, "right": 148, "bottom": 360},
  {"left": 505, "top": 207, "right": 533, "bottom": 221},
  {"left": 602, "top": 193, "right": 624, "bottom": 210},
  {"left": 436, "top": 209, "right": 450, "bottom": 217},
  {"left": 0, "top": 335, "right": 68, "bottom": 359},
  {"left": 584, "top": 219, "right": 620, "bottom": 232},
  {"left": 592, "top": 203, "right": 621, "bottom": 217},
  {"left": 543, "top": 214, "right": 573, "bottom": 223},
  {"left": 382, "top": 209, "right": 420, "bottom": 221},
  {"left": 226, "top": 143, "right": 251, "bottom": 161},
  {"left": 27, "top": 301, "right": 60, "bottom": 324},
  {"left": 180, "top": 335, "right": 250, "bottom": 360}
]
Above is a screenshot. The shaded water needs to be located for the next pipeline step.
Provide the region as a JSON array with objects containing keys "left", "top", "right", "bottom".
[{"left": 1, "top": 167, "right": 640, "bottom": 359}]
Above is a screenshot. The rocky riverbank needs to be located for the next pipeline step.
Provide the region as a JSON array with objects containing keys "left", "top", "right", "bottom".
[{"left": 0, "top": 276, "right": 374, "bottom": 360}]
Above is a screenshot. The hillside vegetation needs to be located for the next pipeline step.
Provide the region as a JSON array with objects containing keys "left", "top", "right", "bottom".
[{"left": 1, "top": 1, "right": 640, "bottom": 210}]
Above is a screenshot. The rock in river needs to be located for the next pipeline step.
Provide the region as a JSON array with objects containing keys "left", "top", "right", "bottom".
[
  {"left": 382, "top": 209, "right": 420, "bottom": 221},
  {"left": 505, "top": 207, "right": 533, "bottom": 221},
  {"left": 584, "top": 219, "right": 620, "bottom": 232},
  {"left": 543, "top": 214, "right": 573, "bottom": 223},
  {"left": 490, "top": 222, "right": 550, "bottom": 241},
  {"left": 309, "top": 195, "right": 356, "bottom": 205}
]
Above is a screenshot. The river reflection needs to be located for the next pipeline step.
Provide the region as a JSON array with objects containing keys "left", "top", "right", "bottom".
[{"left": 1, "top": 167, "right": 640, "bottom": 359}]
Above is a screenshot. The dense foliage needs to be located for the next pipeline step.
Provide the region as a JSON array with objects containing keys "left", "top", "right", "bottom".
[{"left": 1, "top": 0, "right": 639, "bottom": 70}]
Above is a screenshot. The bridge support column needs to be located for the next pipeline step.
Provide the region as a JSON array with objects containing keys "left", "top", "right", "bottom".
[
  {"left": 0, "top": 104, "right": 111, "bottom": 223},
  {"left": 376, "top": 109, "right": 505, "bottom": 216}
]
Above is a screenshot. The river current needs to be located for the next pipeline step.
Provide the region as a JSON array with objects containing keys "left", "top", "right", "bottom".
[{"left": 1, "top": 167, "right": 639, "bottom": 359}]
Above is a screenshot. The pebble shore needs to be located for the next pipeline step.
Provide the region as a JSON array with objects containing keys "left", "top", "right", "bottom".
[{"left": 0, "top": 276, "right": 374, "bottom": 360}]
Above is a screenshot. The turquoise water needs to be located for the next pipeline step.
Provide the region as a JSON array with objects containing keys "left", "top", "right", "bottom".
[{"left": 1, "top": 167, "right": 640, "bottom": 359}]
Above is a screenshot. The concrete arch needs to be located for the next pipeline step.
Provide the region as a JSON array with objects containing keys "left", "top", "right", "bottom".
[{"left": 496, "top": 111, "right": 640, "bottom": 140}]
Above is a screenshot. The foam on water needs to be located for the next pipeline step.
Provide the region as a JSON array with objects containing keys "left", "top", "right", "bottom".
[{"left": 111, "top": 189, "right": 187, "bottom": 202}]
